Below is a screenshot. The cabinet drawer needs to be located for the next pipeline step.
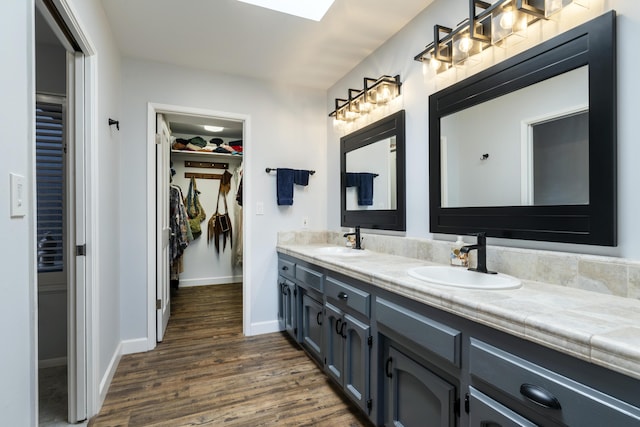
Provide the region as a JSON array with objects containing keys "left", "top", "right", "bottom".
[
  {"left": 295, "top": 264, "right": 323, "bottom": 292},
  {"left": 278, "top": 259, "right": 295, "bottom": 279},
  {"left": 376, "top": 297, "right": 461, "bottom": 367},
  {"left": 325, "top": 277, "right": 370, "bottom": 318},
  {"left": 470, "top": 339, "right": 640, "bottom": 426}
]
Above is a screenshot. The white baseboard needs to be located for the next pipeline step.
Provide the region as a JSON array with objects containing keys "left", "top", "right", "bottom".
[
  {"left": 121, "top": 337, "right": 150, "bottom": 355},
  {"left": 248, "top": 320, "right": 280, "bottom": 336},
  {"left": 98, "top": 341, "right": 122, "bottom": 409},
  {"left": 39, "top": 356, "right": 67, "bottom": 369},
  {"left": 178, "top": 276, "right": 243, "bottom": 287}
]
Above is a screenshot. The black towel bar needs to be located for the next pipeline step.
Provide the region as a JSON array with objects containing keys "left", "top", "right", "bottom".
[{"left": 266, "top": 168, "right": 315, "bottom": 175}]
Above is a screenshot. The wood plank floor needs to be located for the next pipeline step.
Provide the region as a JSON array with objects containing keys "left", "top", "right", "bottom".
[{"left": 89, "top": 284, "right": 373, "bottom": 426}]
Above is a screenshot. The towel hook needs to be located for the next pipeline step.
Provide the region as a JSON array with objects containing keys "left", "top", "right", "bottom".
[
  {"left": 108, "top": 118, "right": 120, "bottom": 131},
  {"left": 480, "top": 153, "right": 489, "bottom": 160}
]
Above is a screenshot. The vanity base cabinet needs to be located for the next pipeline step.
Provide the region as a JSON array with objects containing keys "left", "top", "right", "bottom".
[
  {"left": 300, "top": 290, "right": 323, "bottom": 365},
  {"left": 383, "top": 345, "right": 456, "bottom": 427},
  {"left": 277, "top": 277, "right": 298, "bottom": 341}
]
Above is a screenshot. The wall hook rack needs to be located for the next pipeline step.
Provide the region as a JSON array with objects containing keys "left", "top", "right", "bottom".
[{"left": 108, "top": 118, "right": 120, "bottom": 130}]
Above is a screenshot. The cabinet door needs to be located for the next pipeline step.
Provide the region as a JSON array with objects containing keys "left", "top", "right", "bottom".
[
  {"left": 324, "top": 302, "right": 344, "bottom": 386},
  {"left": 468, "top": 387, "right": 538, "bottom": 427},
  {"left": 344, "top": 313, "right": 371, "bottom": 413},
  {"left": 283, "top": 280, "right": 297, "bottom": 340},
  {"left": 385, "top": 346, "right": 456, "bottom": 427},
  {"left": 301, "top": 292, "right": 323, "bottom": 364}
]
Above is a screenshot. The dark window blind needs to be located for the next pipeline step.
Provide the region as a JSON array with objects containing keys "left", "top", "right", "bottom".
[{"left": 36, "top": 100, "right": 65, "bottom": 273}]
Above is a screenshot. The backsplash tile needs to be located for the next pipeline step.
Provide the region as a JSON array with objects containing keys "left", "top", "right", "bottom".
[{"left": 279, "top": 231, "right": 639, "bottom": 301}]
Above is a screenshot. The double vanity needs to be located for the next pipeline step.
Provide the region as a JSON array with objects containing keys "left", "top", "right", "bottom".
[{"left": 277, "top": 239, "right": 640, "bottom": 426}]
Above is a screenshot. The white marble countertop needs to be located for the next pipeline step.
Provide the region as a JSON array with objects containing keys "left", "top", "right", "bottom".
[{"left": 277, "top": 243, "right": 640, "bottom": 381}]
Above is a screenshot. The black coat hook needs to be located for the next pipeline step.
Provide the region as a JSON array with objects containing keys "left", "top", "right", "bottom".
[
  {"left": 480, "top": 153, "right": 489, "bottom": 160},
  {"left": 108, "top": 118, "right": 120, "bottom": 131}
]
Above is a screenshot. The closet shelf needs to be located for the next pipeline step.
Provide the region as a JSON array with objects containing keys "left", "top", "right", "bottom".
[{"left": 171, "top": 149, "right": 242, "bottom": 162}]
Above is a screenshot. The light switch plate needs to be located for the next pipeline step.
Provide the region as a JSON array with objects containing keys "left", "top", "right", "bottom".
[{"left": 10, "top": 173, "right": 27, "bottom": 218}]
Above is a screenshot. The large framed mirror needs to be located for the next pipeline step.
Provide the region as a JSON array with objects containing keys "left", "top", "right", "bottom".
[
  {"left": 429, "top": 11, "right": 616, "bottom": 245},
  {"left": 341, "top": 110, "right": 406, "bottom": 231}
]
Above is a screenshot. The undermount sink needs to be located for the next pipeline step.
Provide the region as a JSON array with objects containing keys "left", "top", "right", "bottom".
[
  {"left": 313, "top": 246, "right": 368, "bottom": 256},
  {"left": 408, "top": 266, "right": 522, "bottom": 290}
]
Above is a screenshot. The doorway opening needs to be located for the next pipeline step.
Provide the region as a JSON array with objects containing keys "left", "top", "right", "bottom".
[
  {"left": 148, "top": 104, "right": 249, "bottom": 347},
  {"left": 35, "top": 0, "right": 95, "bottom": 424}
]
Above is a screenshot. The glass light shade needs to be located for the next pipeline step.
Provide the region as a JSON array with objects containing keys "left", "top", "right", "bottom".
[
  {"left": 545, "top": 0, "right": 588, "bottom": 17},
  {"left": 376, "top": 81, "right": 398, "bottom": 104},
  {"left": 492, "top": 2, "right": 529, "bottom": 46},
  {"left": 335, "top": 108, "right": 346, "bottom": 121},
  {"left": 354, "top": 97, "right": 372, "bottom": 113},
  {"left": 452, "top": 29, "right": 484, "bottom": 68}
]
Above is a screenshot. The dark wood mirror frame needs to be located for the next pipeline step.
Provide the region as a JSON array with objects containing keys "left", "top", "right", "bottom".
[
  {"left": 341, "top": 110, "right": 406, "bottom": 231},
  {"left": 429, "top": 11, "right": 616, "bottom": 246}
]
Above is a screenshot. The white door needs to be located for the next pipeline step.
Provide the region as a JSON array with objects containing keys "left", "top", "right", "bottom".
[
  {"left": 156, "top": 113, "right": 171, "bottom": 341},
  {"left": 67, "top": 50, "right": 87, "bottom": 423}
]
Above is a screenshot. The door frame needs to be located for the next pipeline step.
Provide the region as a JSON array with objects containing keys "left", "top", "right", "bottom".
[
  {"left": 35, "top": 0, "right": 98, "bottom": 421},
  {"left": 146, "top": 103, "right": 251, "bottom": 349}
]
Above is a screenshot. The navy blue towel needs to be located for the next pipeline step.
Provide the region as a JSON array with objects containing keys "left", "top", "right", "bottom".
[
  {"left": 345, "top": 172, "right": 358, "bottom": 188},
  {"left": 357, "top": 173, "right": 376, "bottom": 205},
  {"left": 294, "top": 169, "right": 310, "bottom": 186},
  {"left": 276, "top": 168, "right": 295, "bottom": 205}
]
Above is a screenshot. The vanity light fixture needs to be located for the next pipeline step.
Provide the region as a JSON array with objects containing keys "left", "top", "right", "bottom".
[
  {"left": 414, "top": 0, "right": 589, "bottom": 74},
  {"left": 329, "top": 75, "right": 402, "bottom": 122}
]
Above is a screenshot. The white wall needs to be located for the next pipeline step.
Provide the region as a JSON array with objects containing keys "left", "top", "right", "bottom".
[
  {"left": 119, "top": 59, "right": 327, "bottom": 341},
  {"left": 0, "top": 2, "right": 37, "bottom": 425},
  {"left": 328, "top": 0, "right": 640, "bottom": 260}
]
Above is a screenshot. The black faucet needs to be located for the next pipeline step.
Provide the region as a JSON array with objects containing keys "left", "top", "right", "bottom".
[
  {"left": 460, "top": 233, "right": 496, "bottom": 274},
  {"left": 343, "top": 226, "right": 362, "bottom": 250}
]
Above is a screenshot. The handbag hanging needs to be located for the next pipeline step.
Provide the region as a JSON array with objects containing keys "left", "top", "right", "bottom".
[
  {"left": 186, "top": 177, "right": 206, "bottom": 239},
  {"left": 207, "top": 171, "right": 233, "bottom": 253}
]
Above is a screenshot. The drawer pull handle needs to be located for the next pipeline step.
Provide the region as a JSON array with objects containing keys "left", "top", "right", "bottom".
[
  {"left": 385, "top": 357, "right": 393, "bottom": 378},
  {"left": 316, "top": 311, "right": 323, "bottom": 326},
  {"left": 520, "top": 384, "right": 562, "bottom": 410},
  {"left": 337, "top": 291, "right": 349, "bottom": 300}
]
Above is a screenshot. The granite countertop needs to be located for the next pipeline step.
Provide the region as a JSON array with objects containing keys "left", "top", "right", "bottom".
[{"left": 277, "top": 243, "right": 640, "bottom": 381}]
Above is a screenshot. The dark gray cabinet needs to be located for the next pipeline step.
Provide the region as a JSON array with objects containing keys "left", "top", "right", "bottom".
[
  {"left": 383, "top": 346, "right": 456, "bottom": 427},
  {"left": 469, "top": 339, "right": 640, "bottom": 427},
  {"left": 300, "top": 291, "right": 323, "bottom": 364},
  {"left": 468, "top": 387, "right": 537, "bottom": 427},
  {"left": 324, "top": 286, "right": 372, "bottom": 415},
  {"left": 277, "top": 277, "right": 297, "bottom": 340}
]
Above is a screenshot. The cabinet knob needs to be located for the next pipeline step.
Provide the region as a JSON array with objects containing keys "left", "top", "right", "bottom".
[
  {"left": 385, "top": 357, "right": 393, "bottom": 378},
  {"left": 282, "top": 266, "right": 289, "bottom": 271},
  {"left": 519, "top": 384, "right": 562, "bottom": 410},
  {"left": 337, "top": 291, "right": 349, "bottom": 300}
]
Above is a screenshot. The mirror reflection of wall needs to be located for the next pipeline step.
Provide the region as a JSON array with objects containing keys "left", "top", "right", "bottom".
[
  {"left": 345, "top": 136, "right": 396, "bottom": 210},
  {"left": 441, "top": 66, "right": 588, "bottom": 208}
]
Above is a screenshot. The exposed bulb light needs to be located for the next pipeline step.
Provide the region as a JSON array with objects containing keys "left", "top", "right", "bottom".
[
  {"left": 500, "top": 10, "right": 515, "bottom": 29},
  {"left": 458, "top": 36, "right": 473, "bottom": 53},
  {"left": 430, "top": 57, "right": 442, "bottom": 71},
  {"left": 204, "top": 125, "right": 224, "bottom": 132}
]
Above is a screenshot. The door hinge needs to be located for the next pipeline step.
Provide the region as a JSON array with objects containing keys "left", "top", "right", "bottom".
[
  {"left": 75, "top": 244, "right": 86, "bottom": 256},
  {"left": 367, "top": 336, "right": 373, "bottom": 347},
  {"left": 465, "top": 392, "right": 470, "bottom": 414},
  {"left": 366, "top": 399, "right": 372, "bottom": 411},
  {"left": 156, "top": 299, "right": 162, "bottom": 309}
]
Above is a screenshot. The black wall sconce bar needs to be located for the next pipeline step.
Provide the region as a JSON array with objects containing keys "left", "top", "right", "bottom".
[
  {"left": 329, "top": 75, "right": 402, "bottom": 122},
  {"left": 414, "top": 0, "right": 589, "bottom": 75}
]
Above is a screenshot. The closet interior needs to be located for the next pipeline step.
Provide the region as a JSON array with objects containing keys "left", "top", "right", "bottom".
[{"left": 164, "top": 114, "right": 244, "bottom": 290}]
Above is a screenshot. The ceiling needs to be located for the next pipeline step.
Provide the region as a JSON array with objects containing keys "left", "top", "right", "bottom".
[
  {"left": 164, "top": 113, "right": 244, "bottom": 139},
  {"left": 100, "top": 0, "right": 434, "bottom": 91}
]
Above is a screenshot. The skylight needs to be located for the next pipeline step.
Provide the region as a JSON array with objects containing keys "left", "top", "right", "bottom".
[{"left": 236, "top": 0, "right": 335, "bottom": 22}]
